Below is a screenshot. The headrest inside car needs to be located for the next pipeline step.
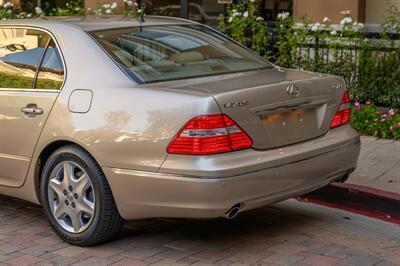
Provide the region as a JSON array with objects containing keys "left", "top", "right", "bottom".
[{"left": 170, "top": 51, "right": 204, "bottom": 64}]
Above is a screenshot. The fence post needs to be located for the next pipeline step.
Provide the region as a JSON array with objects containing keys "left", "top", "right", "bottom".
[{"left": 314, "top": 35, "right": 319, "bottom": 72}]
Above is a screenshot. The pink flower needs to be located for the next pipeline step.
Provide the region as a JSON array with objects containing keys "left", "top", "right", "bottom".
[
  {"left": 366, "top": 100, "right": 371, "bottom": 105},
  {"left": 376, "top": 111, "right": 380, "bottom": 116},
  {"left": 382, "top": 114, "right": 388, "bottom": 118},
  {"left": 389, "top": 109, "right": 396, "bottom": 116},
  {"left": 390, "top": 126, "right": 394, "bottom": 130},
  {"left": 381, "top": 118, "right": 386, "bottom": 123},
  {"left": 355, "top": 106, "right": 362, "bottom": 111},
  {"left": 354, "top": 101, "right": 361, "bottom": 107},
  {"left": 398, "top": 122, "right": 400, "bottom": 128}
]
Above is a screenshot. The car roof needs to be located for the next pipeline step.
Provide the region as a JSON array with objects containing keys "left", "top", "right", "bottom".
[{"left": 0, "top": 15, "right": 196, "bottom": 32}]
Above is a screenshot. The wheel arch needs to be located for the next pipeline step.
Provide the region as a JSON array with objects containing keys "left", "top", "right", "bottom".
[
  {"left": 34, "top": 139, "right": 123, "bottom": 245},
  {"left": 34, "top": 140, "right": 96, "bottom": 200}
]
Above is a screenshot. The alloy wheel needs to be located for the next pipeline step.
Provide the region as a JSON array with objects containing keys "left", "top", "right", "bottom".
[{"left": 47, "top": 161, "right": 95, "bottom": 233}]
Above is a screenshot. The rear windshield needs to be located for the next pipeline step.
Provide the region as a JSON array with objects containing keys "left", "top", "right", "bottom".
[{"left": 90, "top": 25, "right": 272, "bottom": 83}]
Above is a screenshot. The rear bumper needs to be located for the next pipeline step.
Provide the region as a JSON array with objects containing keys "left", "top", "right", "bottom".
[{"left": 104, "top": 125, "right": 360, "bottom": 220}]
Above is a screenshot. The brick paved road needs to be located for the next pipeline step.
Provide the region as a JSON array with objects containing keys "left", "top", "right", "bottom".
[{"left": 0, "top": 195, "right": 399, "bottom": 266}]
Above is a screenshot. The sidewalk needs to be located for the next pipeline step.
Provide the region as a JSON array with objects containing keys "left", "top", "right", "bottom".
[{"left": 348, "top": 136, "right": 400, "bottom": 194}]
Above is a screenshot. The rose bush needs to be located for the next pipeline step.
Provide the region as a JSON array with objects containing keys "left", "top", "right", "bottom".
[
  {"left": 49, "top": 0, "right": 85, "bottom": 16},
  {"left": 220, "top": 1, "right": 400, "bottom": 109},
  {"left": 218, "top": 0, "right": 269, "bottom": 57},
  {"left": 351, "top": 102, "right": 400, "bottom": 139},
  {"left": 273, "top": 9, "right": 400, "bottom": 108},
  {"left": 0, "top": 1, "right": 33, "bottom": 19}
]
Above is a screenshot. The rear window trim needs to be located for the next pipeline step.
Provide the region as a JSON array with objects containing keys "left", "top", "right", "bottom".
[{"left": 87, "top": 24, "right": 274, "bottom": 85}]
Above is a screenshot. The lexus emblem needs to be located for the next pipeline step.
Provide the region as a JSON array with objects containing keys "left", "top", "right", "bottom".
[{"left": 286, "top": 84, "right": 300, "bottom": 97}]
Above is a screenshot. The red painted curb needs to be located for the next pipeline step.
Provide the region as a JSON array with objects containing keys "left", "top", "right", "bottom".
[
  {"left": 332, "top": 182, "right": 400, "bottom": 202},
  {"left": 298, "top": 182, "right": 400, "bottom": 225}
]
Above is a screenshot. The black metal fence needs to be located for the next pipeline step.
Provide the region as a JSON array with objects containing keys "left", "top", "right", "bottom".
[{"left": 272, "top": 29, "right": 400, "bottom": 107}]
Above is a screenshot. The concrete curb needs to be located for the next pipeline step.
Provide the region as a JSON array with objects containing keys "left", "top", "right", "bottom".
[{"left": 297, "top": 182, "right": 400, "bottom": 225}]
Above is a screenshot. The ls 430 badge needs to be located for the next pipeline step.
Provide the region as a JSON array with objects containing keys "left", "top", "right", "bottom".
[{"left": 224, "top": 100, "right": 248, "bottom": 109}]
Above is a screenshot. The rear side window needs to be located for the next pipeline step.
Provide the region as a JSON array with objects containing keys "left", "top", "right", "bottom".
[
  {"left": 35, "top": 39, "right": 65, "bottom": 90},
  {"left": 90, "top": 25, "right": 272, "bottom": 83},
  {"left": 0, "top": 28, "right": 64, "bottom": 90}
]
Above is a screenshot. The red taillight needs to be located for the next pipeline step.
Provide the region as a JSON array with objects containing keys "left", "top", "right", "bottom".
[
  {"left": 167, "top": 114, "right": 253, "bottom": 155},
  {"left": 330, "top": 91, "right": 351, "bottom": 129}
]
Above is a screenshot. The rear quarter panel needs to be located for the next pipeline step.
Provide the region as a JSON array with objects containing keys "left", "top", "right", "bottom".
[{"left": 38, "top": 87, "right": 220, "bottom": 171}]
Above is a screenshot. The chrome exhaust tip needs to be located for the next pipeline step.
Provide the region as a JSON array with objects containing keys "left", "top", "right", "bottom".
[{"left": 225, "top": 204, "right": 241, "bottom": 220}]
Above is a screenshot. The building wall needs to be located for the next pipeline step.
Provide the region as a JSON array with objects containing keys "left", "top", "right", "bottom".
[
  {"left": 293, "top": 0, "right": 366, "bottom": 23},
  {"left": 366, "top": 0, "right": 400, "bottom": 24}
]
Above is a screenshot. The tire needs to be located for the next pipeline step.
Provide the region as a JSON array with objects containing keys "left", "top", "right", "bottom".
[{"left": 40, "top": 145, "right": 123, "bottom": 246}]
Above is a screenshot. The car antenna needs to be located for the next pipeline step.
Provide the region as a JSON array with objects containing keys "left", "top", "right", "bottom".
[{"left": 138, "top": 0, "right": 146, "bottom": 23}]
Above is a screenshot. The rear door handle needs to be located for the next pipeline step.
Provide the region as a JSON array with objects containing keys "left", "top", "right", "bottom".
[{"left": 21, "top": 104, "right": 44, "bottom": 117}]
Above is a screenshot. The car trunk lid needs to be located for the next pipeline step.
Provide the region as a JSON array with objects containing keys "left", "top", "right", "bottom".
[{"left": 145, "top": 68, "right": 345, "bottom": 150}]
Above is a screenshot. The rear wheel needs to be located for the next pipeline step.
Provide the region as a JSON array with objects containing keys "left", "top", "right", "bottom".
[{"left": 40, "top": 145, "right": 122, "bottom": 246}]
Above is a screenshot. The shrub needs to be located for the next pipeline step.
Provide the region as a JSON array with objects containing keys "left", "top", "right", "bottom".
[
  {"left": 219, "top": 1, "right": 400, "bottom": 108},
  {"left": 0, "top": 0, "right": 140, "bottom": 18},
  {"left": 92, "top": 1, "right": 140, "bottom": 16},
  {"left": 0, "top": 2, "right": 14, "bottom": 19},
  {"left": 274, "top": 10, "right": 400, "bottom": 108},
  {"left": 49, "top": 0, "right": 85, "bottom": 16},
  {"left": 351, "top": 102, "right": 400, "bottom": 139},
  {"left": 218, "top": 0, "right": 269, "bottom": 57},
  {"left": 0, "top": 1, "right": 30, "bottom": 19}
]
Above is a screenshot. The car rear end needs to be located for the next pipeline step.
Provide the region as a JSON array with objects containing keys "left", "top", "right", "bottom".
[
  {"left": 91, "top": 21, "right": 360, "bottom": 220},
  {"left": 161, "top": 88, "right": 358, "bottom": 214},
  {"left": 103, "top": 73, "right": 359, "bottom": 220}
]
